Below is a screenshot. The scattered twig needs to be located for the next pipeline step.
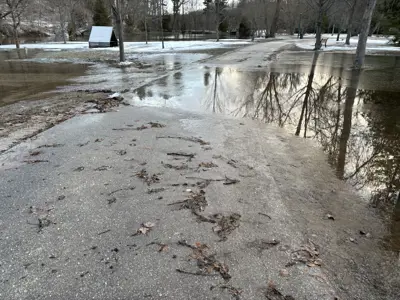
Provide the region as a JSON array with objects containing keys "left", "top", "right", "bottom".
[
  {"left": 112, "top": 128, "right": 136, "bottom": 131},
  {"left": 94, "top": 165, "right": 112, "bottom": 171},
  {"left": 258, "top": 212, "right": 272, "bottom": 220},
  {"left": 98, "top": 229, "right": 111, "bottom": 235},
  {"left": 167, "top": 152, "right": 196, "bottom": 159},
  {"left": 177, "top": 240, "right": 231, "bottom": 281},
  {"left": 136, "top": 169, "right": 160, "bottom": 185},
  {"left": 30, "top": 151, "right": 42, "bottom": 156},
  {"left": 108, "top": 186, "right": 136, "bottom": 196},
  {"left": 156, "top": 135, "right": 209, "bottom": 145},
  {"left": 176, "top": 268, "right": 218, "bottom": 277},
  {"left": 223, "top": 176, "right": 240, "bottom": 185},
  {"left": 147, "top": 188, "right": 165, "bottom": 194},
  {"left": 73, "top": 166, "right": 85, "bottom": 172},
  {"left": 38, "top": 144, "right": 64, "bottom": 148},
  {"left": 107, "top": 197, "right": 117, "bottom": 205},
  {"left": 80, "top": 271, "right": 90, "bottom": 278},
  {"left": 24, "top": 160, "right": 49, "bottom": 164},
  {"left": 77, "top": 141, "right": 90, "bottom": 147},
  {"left": 148, "top": 122, "right": 166, "bottom": 128},
  {"left": 185, "top": 176, "right": 224, "bottom": 182}
]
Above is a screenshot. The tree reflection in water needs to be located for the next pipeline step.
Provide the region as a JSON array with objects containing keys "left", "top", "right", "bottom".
[{"left": 204, "top": 56, "right": 400, "bottom": 252}]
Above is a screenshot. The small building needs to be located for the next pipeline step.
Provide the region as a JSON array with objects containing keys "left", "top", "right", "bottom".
[{"left": 88, "top": 26, "right": 118, "bottom": 48}]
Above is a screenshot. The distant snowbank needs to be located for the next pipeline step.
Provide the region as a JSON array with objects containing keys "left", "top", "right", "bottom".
[
  {"left": 0, "top": 40, "right": 252, "bottom": 52},
  {"left": 296, "top": 35, "right": 400, "bottom": 53}
]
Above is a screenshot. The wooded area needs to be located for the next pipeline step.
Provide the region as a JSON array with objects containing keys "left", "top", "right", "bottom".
[{"left": 0, "top": 0, "right": 399, "bottom": 47}]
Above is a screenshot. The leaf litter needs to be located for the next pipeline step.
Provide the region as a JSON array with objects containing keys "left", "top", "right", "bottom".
[
  {"left": 135, "top": 169, "right": 160, "bottom": 185},
  {"left": 177, "top": 240, "right": 231, "bottom": 281},
  {"left": 286, "top": 239, "right": 321, "bottom": 267},
  {"left": 132, "top": 222, "right": 155, "bottom": 236}
]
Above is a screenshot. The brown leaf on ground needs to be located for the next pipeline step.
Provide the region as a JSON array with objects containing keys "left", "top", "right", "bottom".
[
  {"left": 199, "top": 162, "right": 218, "bottom": 168},
  {"left": 133, "top": 222, "right": 155, "bottom": 236}
]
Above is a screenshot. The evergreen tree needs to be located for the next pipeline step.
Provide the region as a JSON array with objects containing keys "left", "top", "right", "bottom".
[
  {"left": 380, "top": 0, "right": 400, "bottom": 45},
  {"left": 93, "top": 0, "right": 111, "bottom": 26}
]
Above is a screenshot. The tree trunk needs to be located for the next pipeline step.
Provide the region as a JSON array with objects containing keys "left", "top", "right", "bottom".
[
  {"left": 11, "top": 11, "right": 20, "bottom": 49},
  {"left": 216, "top": 22, "right": 219, "bottom": 42},
  {"left": 110, "top": 0, "right": 125, "bottom": 62},
  {"left": 144, "top": 0, "right": 148, "bottom": 44},
  {"left": 353, "top": 0, "right": 377, "bottom": 69},
  {"left": 314, "top": 5, "right": 323, "bottom": 50},
  {"left": 159, "top": 0, "right": 164, "bottom": 49},
  {"left": 331, "top": 24, "right": 335, "bottom": 35},
  {"left": 270, "top": 0, "right": 281, "bottom": 38},
  {"left": 295, "top": 52, "right": 319, "bottom": 136},
  {"left": 336, "top": 69, "right": 361, "bottom": 178},
  {"left": 336, "top": 27, "right": 341, "bottom": 41},
  {"left": 346, "top": 0, "right": 358, "bottom": 45}
]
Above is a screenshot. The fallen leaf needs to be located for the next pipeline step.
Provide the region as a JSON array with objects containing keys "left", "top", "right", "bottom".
[
  {"left": 279, "top": 269, "right": 289, "bottom": 277},
  {"left": 326, "top": 214, "right": 335, "bottom": 220},
  {"left": 143, "top": 222, "right": 155, "bottom": 228},
  {"left": 158, "top": 244, "right": 168, "bottom": 252}
]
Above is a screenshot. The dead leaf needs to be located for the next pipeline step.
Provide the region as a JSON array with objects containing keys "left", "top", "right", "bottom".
[
  {"left": 143, "top": 222, "right": 155, "bottom": 228},
  {"left": 158, "top": 244, "right": 168, "bottom": 252},
  {"left": 134, "top": 222, "right": 155, "bottom": 236},
  {"left": 326, "top": 214, "right": 335, "bottom": 220}
]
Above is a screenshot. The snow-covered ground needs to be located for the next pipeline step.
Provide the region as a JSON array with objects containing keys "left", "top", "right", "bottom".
[
  {"left": 296, "top": 34, "right": 400, "bottom": 53},
  {"left": 0, "top": 40, "right": 252, "bottom": 52}
]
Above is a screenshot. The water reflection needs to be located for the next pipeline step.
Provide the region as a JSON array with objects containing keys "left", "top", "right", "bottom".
[
  {"left": 132, "top": 53, "right": 400, "bottom": 251},
  {"left": 0, "top": 50, "right": 88, "bottom": 106}
]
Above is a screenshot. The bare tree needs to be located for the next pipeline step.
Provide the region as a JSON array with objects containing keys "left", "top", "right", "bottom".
[
  {"left": 353, "top": 0, "right": 377, "bottom": 69},
  {"left": 308, "top": 0, "right": 334, "bottom": 50},
  {"left": 5, "top": 0, "right": 28, "bottom": 48},
  {"left": 109, "top": 0, "right": 125, "bottom": 62},
  {"left": 269, "top": 0, "right": 282, "bottom": 38},
  {"left": 345, "top": 0, "right": 358, "bottom": 45}
]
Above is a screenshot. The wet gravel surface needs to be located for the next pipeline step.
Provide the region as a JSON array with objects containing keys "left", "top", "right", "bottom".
[{"left": 0, "top": 106, "right": 399, "bottom": 300}]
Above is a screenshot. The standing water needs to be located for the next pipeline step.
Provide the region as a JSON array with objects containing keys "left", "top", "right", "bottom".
[{"left": 131, "top": 51, "right": 400, "bottom": 253}]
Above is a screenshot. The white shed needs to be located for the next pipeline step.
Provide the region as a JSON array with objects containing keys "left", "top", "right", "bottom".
[{"left": 89, "top": 26, "right": 118, "bottom": 48}]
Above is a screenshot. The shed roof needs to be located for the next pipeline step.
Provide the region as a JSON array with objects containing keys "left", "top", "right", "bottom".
[{"left": 89, "top": 26, "right": 115, "bottom": 43}]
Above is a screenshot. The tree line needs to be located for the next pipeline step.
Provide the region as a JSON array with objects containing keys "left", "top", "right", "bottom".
[{"left": 1, "top": 0, "right": 399, "bottom": 48}]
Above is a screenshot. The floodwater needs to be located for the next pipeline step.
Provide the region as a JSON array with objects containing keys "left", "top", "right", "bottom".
[
  {"left": 131, "top": 51, "right": 400, "bottom": 252},
  {"left": 0, "top": 32, "right": 233, "bottom": 45},
  {"left": 0, "top": 49, "right": 88, "bottom": 106}
]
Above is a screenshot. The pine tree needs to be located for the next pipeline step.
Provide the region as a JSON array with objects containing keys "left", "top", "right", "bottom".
[
  {"left": 380, "top": 0, "right": 400, "bottom": 45},
  {"left": 93, "top": 0, "right": 111, "bottom": 26}
]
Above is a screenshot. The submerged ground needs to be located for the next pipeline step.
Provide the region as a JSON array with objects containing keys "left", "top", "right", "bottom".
[{"left": 0, "top": 37, "right": 399, "bottom": 299}]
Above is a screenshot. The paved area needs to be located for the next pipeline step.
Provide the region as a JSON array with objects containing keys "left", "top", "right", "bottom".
[{"left": 0, "top": 105, "right": 399, "bottom": 299}]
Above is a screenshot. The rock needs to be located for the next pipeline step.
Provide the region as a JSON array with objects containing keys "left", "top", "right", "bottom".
[
  {"left": 108, "top": 93, "right": 124, "bottom": 101},
  {"left": 279, "top": 269, "right": 289, "bottom": 277}
]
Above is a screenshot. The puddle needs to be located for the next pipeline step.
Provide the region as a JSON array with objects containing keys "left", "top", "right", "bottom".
[
  {"left": 0, "top": 49, "right": 88, "bottom": 106},
  {"left": 65, "top": 53, "right": 210, "bottom": 92},
  {"left": 131, "top": 52, "right": 400, "bottom": 252}
]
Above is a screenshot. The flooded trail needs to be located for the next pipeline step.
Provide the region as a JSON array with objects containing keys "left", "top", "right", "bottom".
[{"left": 129, "top": 51, "right": 400, "bottom": 254}]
